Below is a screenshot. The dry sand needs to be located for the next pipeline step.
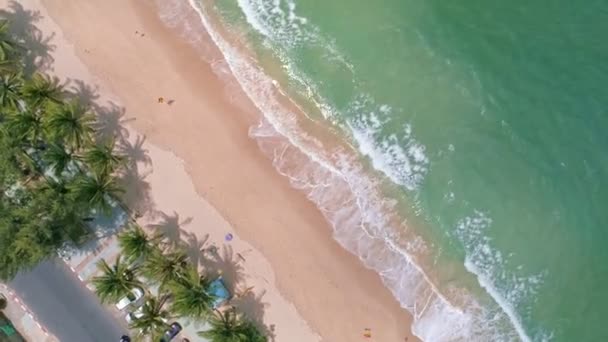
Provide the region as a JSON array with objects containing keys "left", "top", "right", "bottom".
[{"left": 2, "top": 0, "right": 419, "bottom": 340}]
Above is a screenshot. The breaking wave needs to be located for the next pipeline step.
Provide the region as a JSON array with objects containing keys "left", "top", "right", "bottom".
[{"left": 156, "top": 0, "right": 542, "bottom": 340}]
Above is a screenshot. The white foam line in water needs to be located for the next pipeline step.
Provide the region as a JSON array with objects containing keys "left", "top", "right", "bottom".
[
  {"left": 175, "top": 1, "right": 526, "bottom": 341},
  {"left": 456, "top": 211, "right": 540, "bottom": 342},
  {"left": 465, "top": 259, "right": 532, "bottom": 342}
]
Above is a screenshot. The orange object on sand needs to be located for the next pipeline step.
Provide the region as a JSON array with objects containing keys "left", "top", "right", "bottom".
[{"left": 363, "top": 328, "right": 372, "bottom": 338}]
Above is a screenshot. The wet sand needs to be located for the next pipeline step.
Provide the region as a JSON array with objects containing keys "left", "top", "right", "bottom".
[{"left": 4, "top": 0, "right": 418, "bottom": 340}]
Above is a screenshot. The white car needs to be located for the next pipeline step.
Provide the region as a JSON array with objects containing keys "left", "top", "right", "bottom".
[
  {"left": 125, "top": 306, "right": 144, "bottom": 324},
  {"left": 116, "top": 287, "right": 144, "bottom": 310}
]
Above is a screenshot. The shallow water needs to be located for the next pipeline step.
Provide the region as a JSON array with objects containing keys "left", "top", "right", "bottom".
[{"left": 176, "top": 0, "right": 608, "bottom": 340}]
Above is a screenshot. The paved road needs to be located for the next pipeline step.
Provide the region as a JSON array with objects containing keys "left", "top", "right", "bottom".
[{"left": 9, "top": 259, "right": 128, "bottom": 342}]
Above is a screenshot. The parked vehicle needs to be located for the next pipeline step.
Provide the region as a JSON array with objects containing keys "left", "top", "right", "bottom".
[
  {"left": 119, "top": 335, "right": 131, "bottom": 342},
  {"left": 160, "top": 322, "right": 182, "bottom": 342},
  {"left": 115, "top": 287, "right": 144, "bottom": 310},
  {"left": 125, "top": 306, "right": 144, "bottom": 324}
]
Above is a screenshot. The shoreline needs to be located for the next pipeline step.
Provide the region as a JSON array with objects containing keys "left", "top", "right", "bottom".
[{"left": 14, "top": 0, "right": 420, "bottom": 340}]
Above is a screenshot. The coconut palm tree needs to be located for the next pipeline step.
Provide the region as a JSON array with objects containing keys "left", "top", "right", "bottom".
[
  {"left": 0, "top": 58, "right": 18, "bottom": 75},
  {"left": 4, "top": 108, "right": 44, "bottom": 146},
  {"left": 37, "top": 178, "right": 90, "bottom": 241},
  {"left": 197, "top": 308, "right": 267, "bottom": 342},
  {"left": 142, "top": 247, "right": 189, "bottom": 288},
  {"left": 81, "top": 138, "right": 125, "bottom": 176},
  {"left": 129, "top": 294, "right": 171, "bottom": 340},
  {"left": 0, "top": 20, "right": 18, "bottom": 62},
  {"left": 0, "top": 72, "right": 22, "bottom": 109},
  {"left": 118, "top": 224, "right": 164, "bottom": 264},
  {"left": 45, "top": 100, "right": 94, "bottom": 150},
  {"left": 54, "top": 208, "right": 91, "bottom": 243},
  {"left": 91, "top": 255, "right": 142, "bottom": 304},
  {"left": 168, "top": 265, "right": 215, "bottom": 320},
  {"left": 42, "top": 143, "right": 75, "bottom": 177},
  {"left": 70, "top": 171, "right": 124, "bottom": 215},
  {"left": 21, "top": 73, "right": 63, "bottom": 107}
]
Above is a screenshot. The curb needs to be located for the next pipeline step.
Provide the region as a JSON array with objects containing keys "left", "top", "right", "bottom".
[{"left": 0, "top": 284, "right": 51, "bottom": 338}]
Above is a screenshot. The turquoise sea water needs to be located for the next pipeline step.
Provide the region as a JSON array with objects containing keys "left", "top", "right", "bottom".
[{"left": 180, "top": 0, "right": 608, "bottom": 340}]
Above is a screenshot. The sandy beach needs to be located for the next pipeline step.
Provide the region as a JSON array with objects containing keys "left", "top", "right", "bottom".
[{"left": 2, "top": 0, "right": 418, "bottom": 340}]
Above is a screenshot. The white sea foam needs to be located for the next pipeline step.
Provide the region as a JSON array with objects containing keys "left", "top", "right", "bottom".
[
  {"left": 455, "top": 211, "right": 549, "bottom": 342},
  {"left": 346, "top": 95, "right": 429, "bottom": 190},
  {"left": 236, "top": 0, "right": 354, "bottom": 124},
  {"left": 160, "top": 1, "right": 535, "bottom": 341}
]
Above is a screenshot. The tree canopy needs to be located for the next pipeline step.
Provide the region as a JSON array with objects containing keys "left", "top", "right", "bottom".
[
  {"left": 0, "top": 18, "right": 268, "bottom": 342},
  {"left": 91, "top": 255, "right": 142, "bottom": 304},
  {"left": 0, "top": 18, "right": 126, "bottom": 280},
  {"left": 168, "top": 265, "right": 215, "bottom": 320},
  {"left": 198, "top": 308, "right": 267, "bottom": 342}
]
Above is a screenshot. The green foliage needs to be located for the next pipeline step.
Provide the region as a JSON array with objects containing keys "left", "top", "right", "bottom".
[
  {"left": 42, "top": 143, "right": 75, "bottom": 177},
  {"left": 91, "top": 255, "right": 142, "bottom": 304},
  {"left": 81, "top": 138, "right": 125, "bottom": 176},
  {"left": 0, "top": 19, "right": 269, "bottom": 341},
  {"left": 21, "top": 73, "right": 62, "bottom": 108},
  {"left": 142, "top": 247, "right": 189, "bottom": 289},
  {"left": 118, "top": 224, "right": 164, "bottom": 264},
  {"left": 44, "top": 100, "right": 94, "bottom": 150},
  {"left": 0, "top": 19, "right": 19, "bottom": 62},
  {"left": 129, "top": 294, "right": 171, "bottom": 340},
  {"left": 168, "top": 265, "right": 214, "bottom": 320},
  {"left": 0, "top": 73, "right": 22, "bottom": 109},
  {"left": 0, "top": 19, "right": 126, "bottom": 280},
  {"left": 198, "top": 308, "right": 267, "bottom": 342},
  {"left": 70, "top": 171, "right": 124, "bottom": 215},
  {"left": 5, "top": 107, "right": 44, "bottom": 146}
]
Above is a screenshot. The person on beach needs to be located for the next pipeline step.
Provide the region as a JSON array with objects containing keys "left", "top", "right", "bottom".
[{"left": 158, "top": 97, "right": 164, "bottom": 103}]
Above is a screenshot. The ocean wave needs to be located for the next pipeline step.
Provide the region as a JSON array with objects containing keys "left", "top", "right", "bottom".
[
  {"left": 159, "top": 0, "right": 532, "bottom": 341},
  {"left": 236, "top": 0, "right": 354, "bottom": 124},
  {"left": 455, "top": 211, "right": 550, "bottom": 342},
  {"left": 235, "top": 0, "right": 353, "bottom": 68},
  {"left": 346, "top": 94, "right": 429, "bottom": 191},
  {"left": 235, "top": 0, "right": 430, "bottom": 191}
]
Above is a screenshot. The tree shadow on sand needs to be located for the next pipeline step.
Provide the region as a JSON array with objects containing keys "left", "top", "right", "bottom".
[
  {"left": 67, "top": 80, "right": 134, "bottom": 142},
  {"left": 69, "top": 78, "right": 100, "bottom": 107},
  {"left": 200, "top": 244, "right": 245, "bottom": 295},
  {"left": 175, "top": 231, "right": 275, "bottom": 340},
  {"left": 66, "top": 79, "right": 153, "bottom": 218},
  {"left": 147, "top": 211, "right": 193, "bottom": 247},
  {"left": 0, "top": 0, "right": 55, "bottom": 75},
  {"left": 181, "top": 231, "right": 210, "bottom": 267},
  {"left": 230, "top": 290, "right": 277, "bottom": 342}
]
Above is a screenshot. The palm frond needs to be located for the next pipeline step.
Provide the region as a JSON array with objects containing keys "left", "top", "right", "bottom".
[
  {"left": 81, "top": 138, "right": 125, "bottom": 176},
  {"left": 0, "top": 19, "right": 20, "bottom": 62},
  {"left": 5, "top": 108, "right": 43, "bottom": 146},
  {"left": 118, "top": 224, "right": 164, "bottom": 263},
  {"left": 22, "top": 73, "right": 63, "bottom": 108},
  {"left": 45, "top": 100, "right": 94, "bottom": 150},
  {"left": 168, "top": 265, "right": 214, "bottom": 320},
  {"left": 42, "top": 143, "right": 74, "bottom": 177},
  {"left": 129, "top": 294, "right": 171, "bottom": 340},
  {"left": 69, "top": 172, "right": 124, "bottom": 215},
  {"left": 0, "top": 72, "right": 23, "bottom": 109},
  {"left": 142, "top": 247, "right": 189, "bottom": 288},
  {"left": 197, "top": 308, "right": 267, "bottom": 342},
  {"left": 91, "top": 255, "right": 141, "bottom": 304}
]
